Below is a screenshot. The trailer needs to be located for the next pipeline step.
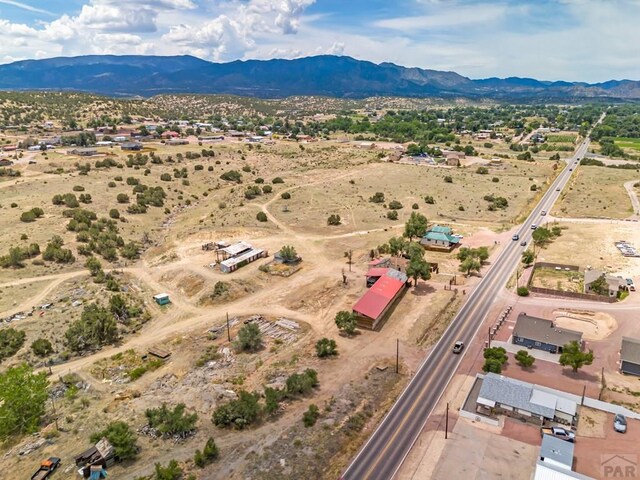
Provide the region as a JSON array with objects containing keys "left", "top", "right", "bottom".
[{"left": 30, "top": 457, "right": 61, "bottom": 480}]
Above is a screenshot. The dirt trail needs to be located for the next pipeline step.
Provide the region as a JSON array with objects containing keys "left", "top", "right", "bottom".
[{"left": 624, "top": 179, "right": 640, "bottom": 217}]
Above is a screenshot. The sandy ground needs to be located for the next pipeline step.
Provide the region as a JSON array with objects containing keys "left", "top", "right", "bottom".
[{"left": 553, "top": 309, "right": 618, "bottom": 341}]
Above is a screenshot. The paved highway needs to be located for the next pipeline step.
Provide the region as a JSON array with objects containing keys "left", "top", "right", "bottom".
[{"left": 341, "top": 132, "right": 597, "bottom": 480}]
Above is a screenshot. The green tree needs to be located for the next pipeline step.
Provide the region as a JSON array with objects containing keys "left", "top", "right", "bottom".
[
  {"left": 559, "top": 341, "right": 594, "bottom": 373},
  {"left": 482, "top": 347, "right": 508, "bottom": 373},
  {"left": 145, "top": 403, "right": 198, "bottom": 436},
  {"left": 406, "top": 255, "right": 431, "bottom": 288},
  {"left": 459, "top": 257, "right": 481, "bottom": 276},
  {"left": 403, "top": 212, "right": 428, "bottom": 241},
  {"left": 90, "top": 421, "right": 138, "bottom": 461},
  {"left": 588, "top": 274, "right": 609, "bottom": 296},
  {"left": 212, "top": 390, "right": 261, "bottom": 429},
  {"left": 532, "top": 227, "right": 552, "bottom": 247},
  {"left": 279, "top": 245, "right": 298, "bottom": 262},
  {"left": 0, "top": 328, "right": 26, "bottom": 362},
  {"left": 0, "top": 364, "right": 48, "bottom": 439},
  {"left": 154, "top": 460, "right": 182, "bottom": 480},
  {"left": 286, "top": 369, "right": 319, "bottom": 396},
  {"left": 194, "top": 437, "right": 219, "bottom": 467},
  {"left": 327, "top": 214, "right": 341, "bottom": 226},
  {"left": 234, "top": 323, "right": 263, "bottom": 352},
  {"left": 315, "top": 338, "right": 338, "bottom": 358},
  {"left": 30, "top": 338, "right": 53, "bottom": 357},
  {"left": 515, "top": 350, "right": 535, "bottom": 368},
  {"left": 335, "top": 311, "right": 357, "bottom": 336},
  {"left": 521, "top": 249, "right": 535, "bottom": 266},
  {"left": 85, "top": 256, "right": 103, "bottom": 277},
  {"left": 64, "top": 303, "right": 118, "bottom": 352},
  {"left": 256, "top": 211, "right": 268, "bottom": 222}
]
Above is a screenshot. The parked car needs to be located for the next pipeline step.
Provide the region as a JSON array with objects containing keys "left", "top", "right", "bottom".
[
  {"left": 540, "top": 426, "right": 576, "bottom": 443},
  {"left": 452, "top": 341, "right": 464, "bottom": 354},
  {"left": 614, "top": 414, "right": 627, "bottom": 433}
]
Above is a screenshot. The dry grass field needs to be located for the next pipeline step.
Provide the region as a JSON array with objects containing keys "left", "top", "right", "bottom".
[{"left": 553, "top": 165, "right": 639, "bottom": 218}]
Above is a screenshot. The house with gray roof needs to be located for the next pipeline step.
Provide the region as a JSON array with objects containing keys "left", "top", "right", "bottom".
[
  {"left": 476, "top": 373, "right": 577, "bottom": 425},
  {"left": 420, "top": 225, "right": 460, "bottom": 251},
  {"left": 620, "top": 337, "right": 640, "bottom": 376},
  {"left": 584, "top": 269, "right": 625, "bottom": 298},
  {"left": 512, "top": 313, "right": 583, "bottom": 354}
]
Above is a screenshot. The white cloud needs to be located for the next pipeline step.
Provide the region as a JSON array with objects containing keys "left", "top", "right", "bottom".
[{"left": 374, "top": 4, "right": 507, "bottom": 30}]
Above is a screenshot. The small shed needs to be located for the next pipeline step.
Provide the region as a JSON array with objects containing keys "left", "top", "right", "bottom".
[
  {"left": 153, "top": 293, "right": 170, "bottom": 305},
  {"left": 540, "top": 434, "right": 574, "bottom": 471},
  {"left": 620, "top": 337, "right": 640, "bottom": 376}
]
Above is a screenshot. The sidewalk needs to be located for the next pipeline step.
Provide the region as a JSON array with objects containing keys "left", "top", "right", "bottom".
[{"left": 492, "top": 339, "right": 560, "bottom": 364}]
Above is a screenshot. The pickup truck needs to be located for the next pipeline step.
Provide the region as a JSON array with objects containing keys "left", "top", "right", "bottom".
[
  {"left": 31, "top": 457, "right": 61, "bottom": 480},
  {"left": 541, "top": 426, "right": 576, "bottom": 443}
]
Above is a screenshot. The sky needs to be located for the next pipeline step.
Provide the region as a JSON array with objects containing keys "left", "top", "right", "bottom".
[{"left": 0, "top": 0, "right": 638, "bottom": 82}]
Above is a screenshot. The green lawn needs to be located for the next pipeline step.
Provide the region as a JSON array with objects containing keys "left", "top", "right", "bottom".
[
  {"left": 614, "top": 137, "right": 640, "bottom": 151},
  {"left": 546, "top": 134, "right": 577, "bottom": 143}
]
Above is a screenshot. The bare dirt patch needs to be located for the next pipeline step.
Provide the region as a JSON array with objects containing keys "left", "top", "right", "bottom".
[{"left": 553, "top": 309, "right": 618, "bottom": 341}]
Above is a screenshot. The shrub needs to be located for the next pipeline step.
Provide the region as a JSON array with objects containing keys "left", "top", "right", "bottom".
[
  {"left": 90, "top": 421, "right": 138, "bottom": 461},
  {"left": 302, "top": 404, "right": 320, "bottom": 427},
  {"left": 262, "top": 185, "right": 273, "bottom": 194},
  {"left": 388, "top": 200, "right": 403, "bottom": 210},
  {"left": 369, "top": 192, "right": 385, "bottom": 203},
  {"left": 194, "top": 437, "right": 219, "bottom": 467},
  {"left": 476, "top": 167, "right": 489, "bottom": 174},
  {"left": 220, "top": 170, "right": 243, "bottom": 183},
  {"left": 272, "top": 177, "right": 284, "bottom": 184},
  {"left": 194, "top": 164, "right": 204, "bottom": 171},
  {"left": 492, "top": 177, "right": 499, "bottom": 183},
  {"left": 286, "top": 369, "right": 318, "bottom": 397},
  {"left": 153, "top": 460, "right": 182, "bottom": 480},
  {"left": 281, "top": 192, "right": 291, "bottom": 200},
  {"left": 160, "top": 173, "right": 172, "bottom": 181},
  {"left": 126, "top": 177, "right": 139, "bottom": 186},
  {"left": 116, "top": 193, "right": 129, "bottom": 204},
  {"left": 31, "top": 338, "right": 53, "bottom": 357},
  {"left": 444, "top": 176, "right": 453, "bottom": 183},
  {"left": 412, "top": 203, "right": 419, "bottom": 210},
  {"left": 241, "top": 165, "right": 252, "bottom": 173},
  {"left": 517, "top": 286, "right": 529, "bottom": 296},
  {"left": 424, "top": 195, "right": 435, "bottom": 204},
  {"left": 0, "top": 328, "right": 26, "bottom": 361},
  {"left": 72, "top": 185, "right": 85, "bottom": 191},
  {"left": 515, "top": 350, "right": 535, "bottom": 368},
  {"left": 212, "top": 390, "right": 261, "bottom": 429},
  {"left": 327, "top": 214, "right": 341, "bottom": 226},
  {"left": 145, "top": 403, "right": 198, "bottom": 436},
  {"left": 20, "top": 210, "right": 37, "bottom": 222},
  {"left": 530, "top": 184, "right": 537, "bottom": 191},
  {"left": 234, "top": 323, "right": 263, "bottom": 352},
  {"left": 256, "top": 212, "right": 268, "bottom": 222},
  {"left": 387, "top": 210, "right": 398, "bottom": 220},
  {"left": 255, "top": 177, "right": 264, "bottom": 184},
  {"left": 315, "top": 338, "right": 338, "bottom": 358},
  {"left": 109, "top": 209, "right": 120, "bottom": 219}
]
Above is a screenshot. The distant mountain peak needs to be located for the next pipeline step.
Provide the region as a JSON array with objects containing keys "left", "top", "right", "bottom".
[{"left": 0, "top": 54, "right": 637, "bottom": 101}]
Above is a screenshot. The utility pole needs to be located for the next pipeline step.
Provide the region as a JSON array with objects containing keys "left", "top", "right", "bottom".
[
  {"left": 445, "top": 402, "right": 449, "bottom": 439},
  {"left": 395, "top": 339, "right": 399, "bottom": 374},
  {"left": 488, "top": 326, "right": 492, "bottom": 349},
  {"left": 226, "top": 312, "right": 231, "bottom": 342}
]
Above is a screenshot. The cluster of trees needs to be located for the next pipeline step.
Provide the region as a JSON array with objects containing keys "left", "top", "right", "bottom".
[
  {"left": 64, "top": 297, "right": 142, "bottom": 352},
  {"left": 42, "top": 235, "right": 75, "bottom": 264},
  {"left": 532, "top": 225, "right": 562, "bottom": 248},
  {"left": 213, "top": 369, "right": 319, "bottom": 429},
  {"left": 19, "top": 207, "right": 44, "bottom": 223},
  {"left": 457, "top": 247, "right": 489, "bottom": 276},
  {"left": 0, "top": 243, "right": 40, "bottom": 268},
  {"left": 482, "top": 347, "right": 508, "bottom": 373},
  {"left": 220, "top": 170, "right": 243, "bottom": 183},
  {"left": 483, "top": 194, "right": 509, "bottom": 211}
]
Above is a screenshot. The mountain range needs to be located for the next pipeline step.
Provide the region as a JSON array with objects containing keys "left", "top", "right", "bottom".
[{"left": 0, "top": 54, "right": 639, "bottom": 101}]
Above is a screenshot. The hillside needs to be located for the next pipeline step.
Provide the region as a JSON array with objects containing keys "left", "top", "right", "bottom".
[{"left": 0, "top": 54, "right": 638, "bottom": 101}]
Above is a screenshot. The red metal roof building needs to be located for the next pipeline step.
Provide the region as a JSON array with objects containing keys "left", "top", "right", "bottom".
[{"left": 353, "top": 269, "right": 407, "bottom": 330}]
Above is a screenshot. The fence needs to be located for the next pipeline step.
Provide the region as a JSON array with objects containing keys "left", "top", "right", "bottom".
[{"left": 528, "top": 262, "right": 616, "bottom": 303}]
